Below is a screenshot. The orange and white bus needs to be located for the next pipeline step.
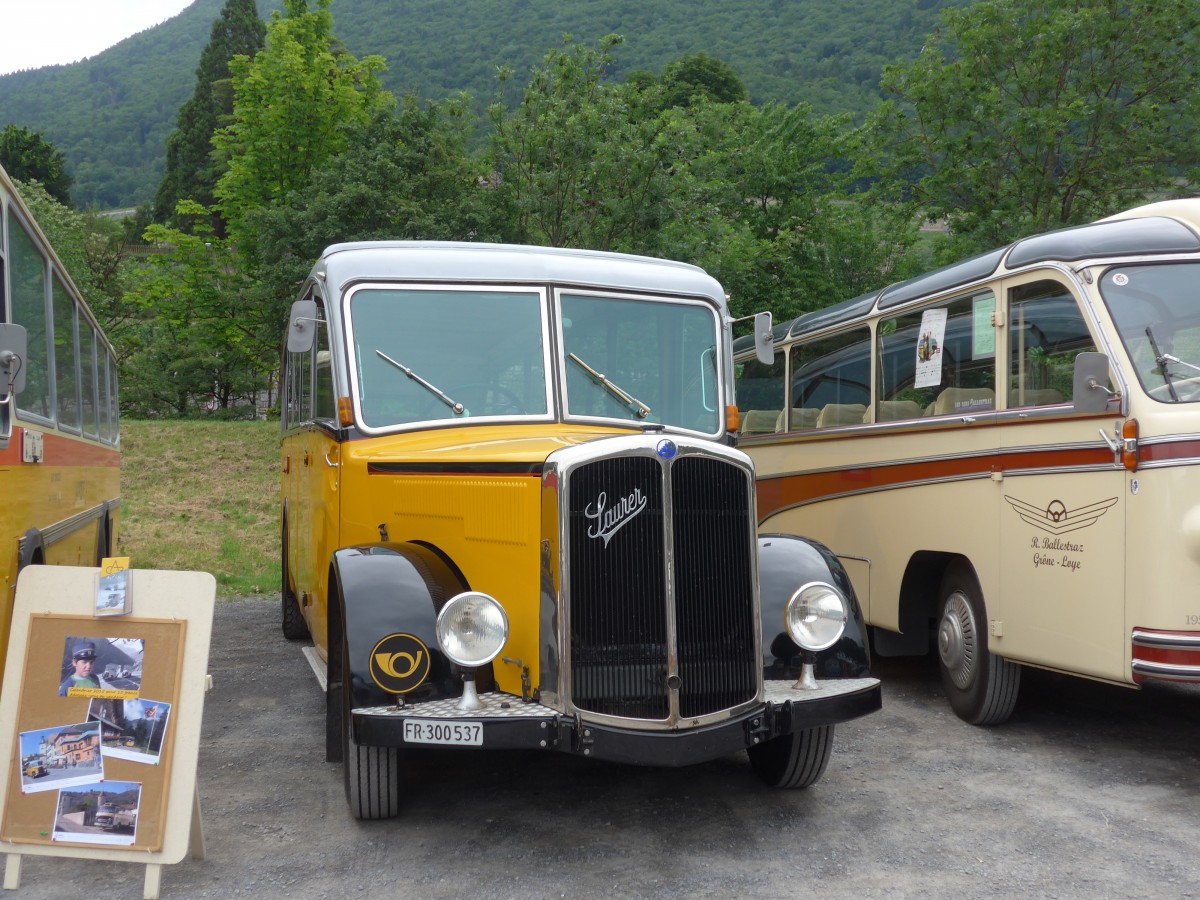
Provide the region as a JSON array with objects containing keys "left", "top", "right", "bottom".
[
  {"left": 735, "top": 198, "right": 1200, "bottom": 724},
  {"left": 0, "top": 163, "right": 121, "bottom": 676}
]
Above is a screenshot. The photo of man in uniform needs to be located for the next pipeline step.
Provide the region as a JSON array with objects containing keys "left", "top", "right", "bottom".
[{"left": 59, "top": 641, "right": 101, "bottom": 696}]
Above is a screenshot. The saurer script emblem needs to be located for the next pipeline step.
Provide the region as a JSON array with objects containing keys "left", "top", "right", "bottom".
[{"left": 585, "top": 488, "right": 647, "bottom": 547}]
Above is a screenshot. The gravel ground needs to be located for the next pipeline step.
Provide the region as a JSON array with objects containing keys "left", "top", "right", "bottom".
[{"left": 6, "top": 596, "right": 1200, "bottom": 899}]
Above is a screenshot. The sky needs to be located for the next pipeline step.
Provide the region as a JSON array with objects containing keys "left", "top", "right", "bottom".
[{"left": 0, "top": 1, "right": 194, "bottom": 77}]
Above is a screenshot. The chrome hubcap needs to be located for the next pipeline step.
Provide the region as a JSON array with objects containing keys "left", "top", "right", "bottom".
[{"left": 938, "top": 590, "right": 977, "bottom": 691}]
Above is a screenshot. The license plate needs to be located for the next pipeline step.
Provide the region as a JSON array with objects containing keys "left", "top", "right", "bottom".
[{"left": 402, "top": 719, "right": 483, "bottom": 746}]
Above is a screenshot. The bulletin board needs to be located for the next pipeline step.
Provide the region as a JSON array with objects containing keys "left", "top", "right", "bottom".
[
  {"left": 0, "top": 565, "right": 215, "bottom": 894},
  {"left": 2, "top": 613, "right": 185, "bottom": 851}
]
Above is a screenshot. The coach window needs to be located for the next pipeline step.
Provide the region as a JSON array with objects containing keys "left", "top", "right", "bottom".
[
  {"left": 9, "top": 212, "right": 52, "bottom": 420},
  {"left": 1008, "top": 280, "right": 1095, "bottom": 408},
  {"left": 791, "top": 326, "right": 872, "bottom": 428},
  {"left": 53, "top": 277, "right": 81, "bottom": 431},
  {"left": 734, "top": 350, "right": 786, "bottom": 435},
  {"left": 80, "top": 320, "right": 99, "bottom": 437},
  {"left": 879, "top": 291, "right": 996, "bottom": 419},
  {"left": 314, "top": 311, "right": 335, "bottom": 423}
]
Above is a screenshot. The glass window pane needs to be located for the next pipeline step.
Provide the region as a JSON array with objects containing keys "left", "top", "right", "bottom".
[
  {"left": 53, "top": 278, "right": 80, "bottom": 429},
  {"left": 351, "top": 288, "right": 548, "bottom": 428},
  {"left": 790, "top": 327, "right": 872, "bottom": 428},
  {"left": 879, "top": 291, "right": 996, "bottom": 418},
  {"left": 734, "top": 351, "right": 786, "bottom": 435},
  {"left": 80, "top": 322, "right": 98, "bottom": 436},
  {"left": 9, "top": 212, "right": 51, "bottom": 419},
  {"left": 561, "top": 293, "right": 719, "bottom": 433},
  {"left": 1008, "top": 281, "right": 1093, "bottom": 408}
]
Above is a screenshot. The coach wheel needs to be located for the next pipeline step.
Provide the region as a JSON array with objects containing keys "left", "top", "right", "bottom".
[
  {"left": 936, "top": 563, "right": 1020, "bottom": 725},
  {"left": 341, "top": 637, "right": 402, "bottom": 819},
  {"left": 747, "top": 724, "right": 834, "bottom": 789},
  {"left": 281, "top": 518, "right": 309, "bottom": 640}
]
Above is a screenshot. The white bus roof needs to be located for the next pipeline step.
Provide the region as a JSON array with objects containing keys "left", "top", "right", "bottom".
[{"left": 308, "top": 241, "right": 729, "bottom": 311}]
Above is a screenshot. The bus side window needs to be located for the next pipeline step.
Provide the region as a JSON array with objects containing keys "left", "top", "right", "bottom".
[
  {"left": 314, "top": 311, "right": 336, "bottom": 422},
  {"left": 879, "top": 291, "right": 996, "bottom": 419},
  {"left": 9, "top": 211, "right": 52, "bottom": 420},
  {"left": 734, "top": 352, "right": 786, "bottom": 434},
  {"left": 1008, "top": 281, "right": 1095, "bottom": 408},
  {"left": 791, "top": 327, "right": 872, "bottom": 427}
]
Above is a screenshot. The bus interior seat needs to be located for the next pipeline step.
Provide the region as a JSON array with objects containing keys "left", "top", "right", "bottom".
[
  {"left": 1011, "top": 388, "right": 1064, "bottom": 406},
  {"left": 740, "top": 409, "right": 782, "bottom": 435},
  {"left": 933, "top": 387, "right": 995, "bottom": 416},
  {"left": 816, "top": 403, "right": 868, "bottom": 428},
  {"left": 873, "top": 400, "right": 924, "bottom": 422},
  {"left": 776, "top": 408, "right": 820, "bottom": 431}
]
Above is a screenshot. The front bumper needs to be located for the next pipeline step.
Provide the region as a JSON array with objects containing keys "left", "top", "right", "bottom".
[{"left": 353, "top": 677, "right": 881, "bottom": 767}]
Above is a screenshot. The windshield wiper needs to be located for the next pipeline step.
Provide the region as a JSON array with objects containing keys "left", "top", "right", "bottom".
[
  {"left": 375, "top": 350, "right": 465, "bottom": 415},
  {"left": 1144, "top": 326, "right": 1200, "bottom": 402},
  {"left": 568, "top": 352, "right": 651, "bottom": 419}
]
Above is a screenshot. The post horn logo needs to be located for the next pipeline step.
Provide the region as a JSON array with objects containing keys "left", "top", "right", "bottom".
[{"left": 369, "top": 633, "right": 431, "bottom": 694}]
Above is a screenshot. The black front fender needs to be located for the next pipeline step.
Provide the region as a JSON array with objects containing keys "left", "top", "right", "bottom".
[
  {"left": 758, "top": 533, "right": 871, "bottom": 679},
  {"left": 327, "top": 542, "right": 472, "bottom": 760}
]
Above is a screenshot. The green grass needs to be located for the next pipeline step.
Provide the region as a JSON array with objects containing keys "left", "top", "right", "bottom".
[{"left": 117, "top": 420, "right": 279, "bottom": 598}]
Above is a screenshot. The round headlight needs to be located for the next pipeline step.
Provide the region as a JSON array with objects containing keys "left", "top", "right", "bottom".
[
  {"left": 436, "top": 592, "right": 509, "bottom": 667},
  {"left": 785, "top": 582, "right": 847, "bottom": 652}
]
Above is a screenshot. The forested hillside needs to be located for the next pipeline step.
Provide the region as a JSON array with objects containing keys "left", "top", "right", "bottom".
[{"left": 0, "top": 0, "right": 967, "bottom": 209}]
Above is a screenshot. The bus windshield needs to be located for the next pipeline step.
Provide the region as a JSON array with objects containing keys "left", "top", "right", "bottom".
[
  {"left": 349, "top": 287, "right": 550, "bottom": 428},
  {"left": 559, "top": 292, "right": 720, "bottom": 434},
  {"left": 1100, "top": 262, "right": 1200, "bottom": 403}
]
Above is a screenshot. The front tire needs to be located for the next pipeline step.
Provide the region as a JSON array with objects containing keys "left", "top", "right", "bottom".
[
  {"left": 748, "top": 724, "right": 834, "bottom": 788},
  {"left": 341, "top": 638, "right": 402, "bottom": 819},
  {"left": 936, "top": 563, "right": 1020, "bottom": 725}
]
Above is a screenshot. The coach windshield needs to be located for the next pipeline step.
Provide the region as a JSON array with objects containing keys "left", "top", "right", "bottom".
[
  {"left": 1100, "top": 262, "right": 1200, "bottom": 403},
  {"left": 558, "top": 291, "right": 721, "bottom": 434},
  {"left": 348, "top": 285, "right": 551, "bottom": 430}
]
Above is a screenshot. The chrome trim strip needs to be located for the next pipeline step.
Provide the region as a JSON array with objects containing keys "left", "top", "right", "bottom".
[
  {"left": 19, "top": 501, "right": 109, "bottom": 549},
  {"left": 1131, "top": 660, "right": 1200, "bottom": 682},
  {"left": 1132, "top": 630, "right": 1200, "bottom": 650}
]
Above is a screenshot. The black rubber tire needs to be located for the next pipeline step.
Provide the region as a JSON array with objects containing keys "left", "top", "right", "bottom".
[
  {"left": 281, "top": 519, "right": 309, "bottom": 640},
  {"left": 936, "top": 562, "right": 1020, "bottom": 725},
  {"left": 342, "top": 641, "right": 402, "bottom": 819},
  {"left": 747, "top": 724, "right": 834, "bottom": 789}
]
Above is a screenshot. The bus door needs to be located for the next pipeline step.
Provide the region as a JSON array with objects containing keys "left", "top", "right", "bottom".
[
  {"left": 995, "top": 273, "right": 1127, "bottom": 681},
  {"left": 284, "top": 296, "right": 339, "bottom": 651}
]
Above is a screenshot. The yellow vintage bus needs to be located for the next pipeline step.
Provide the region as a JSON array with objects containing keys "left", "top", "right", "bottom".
[
  {"left": 0, "top": 164, "right": 121, "bottom": 680},
  {"left": 735, "top": 198, "right": 1200, "bottom": 725},
  {"left": 281, "top": 241, "right": 881, "bottom": 818}
]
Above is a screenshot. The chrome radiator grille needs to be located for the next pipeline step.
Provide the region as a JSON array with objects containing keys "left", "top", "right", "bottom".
[{"left": 566, "top": 452, "right": 758, "bottom": 721}]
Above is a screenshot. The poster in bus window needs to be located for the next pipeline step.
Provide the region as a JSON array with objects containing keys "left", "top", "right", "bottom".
[
  {"left": 914, "top": 308, "right": 948, "bottom": 389},
  {"left": 58, "top": 636, "right": 144, "bottom": 700}
]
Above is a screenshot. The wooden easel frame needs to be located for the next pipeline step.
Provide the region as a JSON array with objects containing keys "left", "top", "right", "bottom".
[{"left": 0, "top": 566, "right": 215, "bottom": 899}]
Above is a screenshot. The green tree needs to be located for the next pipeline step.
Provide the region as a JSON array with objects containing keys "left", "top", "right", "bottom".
[
  {"left": 212, "top": 0, "right": 391, "bottom": 255},
  {"left": 13, "top": 179, "right": 135, "bottom": 345},
  {"left": 664, "top": 101, "right": 913, "bottom": 322},
  {"left": 154, "top": 0, "right": 266, "bottom": 236},
  {"left": 0, "top": 125, "right": 73, "bottom": 205},
  {"left": 242, "top": 96, "right": 499, "bottom": 353},
  {"left": 868, "top": 0, "right": 1200, "bottom": 250},
  {"left": 659, "top": 52, "right": 748, "bottom": 108},
  {"left": 488, "top": 35, "right": 687, "bottom": 252},
  {"left": 123, "top": 204, "right": 265, "bottom": 417}
]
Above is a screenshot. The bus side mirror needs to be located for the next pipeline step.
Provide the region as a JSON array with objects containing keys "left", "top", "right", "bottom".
[
  {"left": 0, "top": 323, "right": 28, "bottom": 397},
  {"left": 287, "top": 300, "right": 318, "bottom": 353},
  {"left": 1072, "top": 352, "right": 1114, "bottom": 414},
  {"left": 753, "top": 311, "right": 774, "bottom": 365}
]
